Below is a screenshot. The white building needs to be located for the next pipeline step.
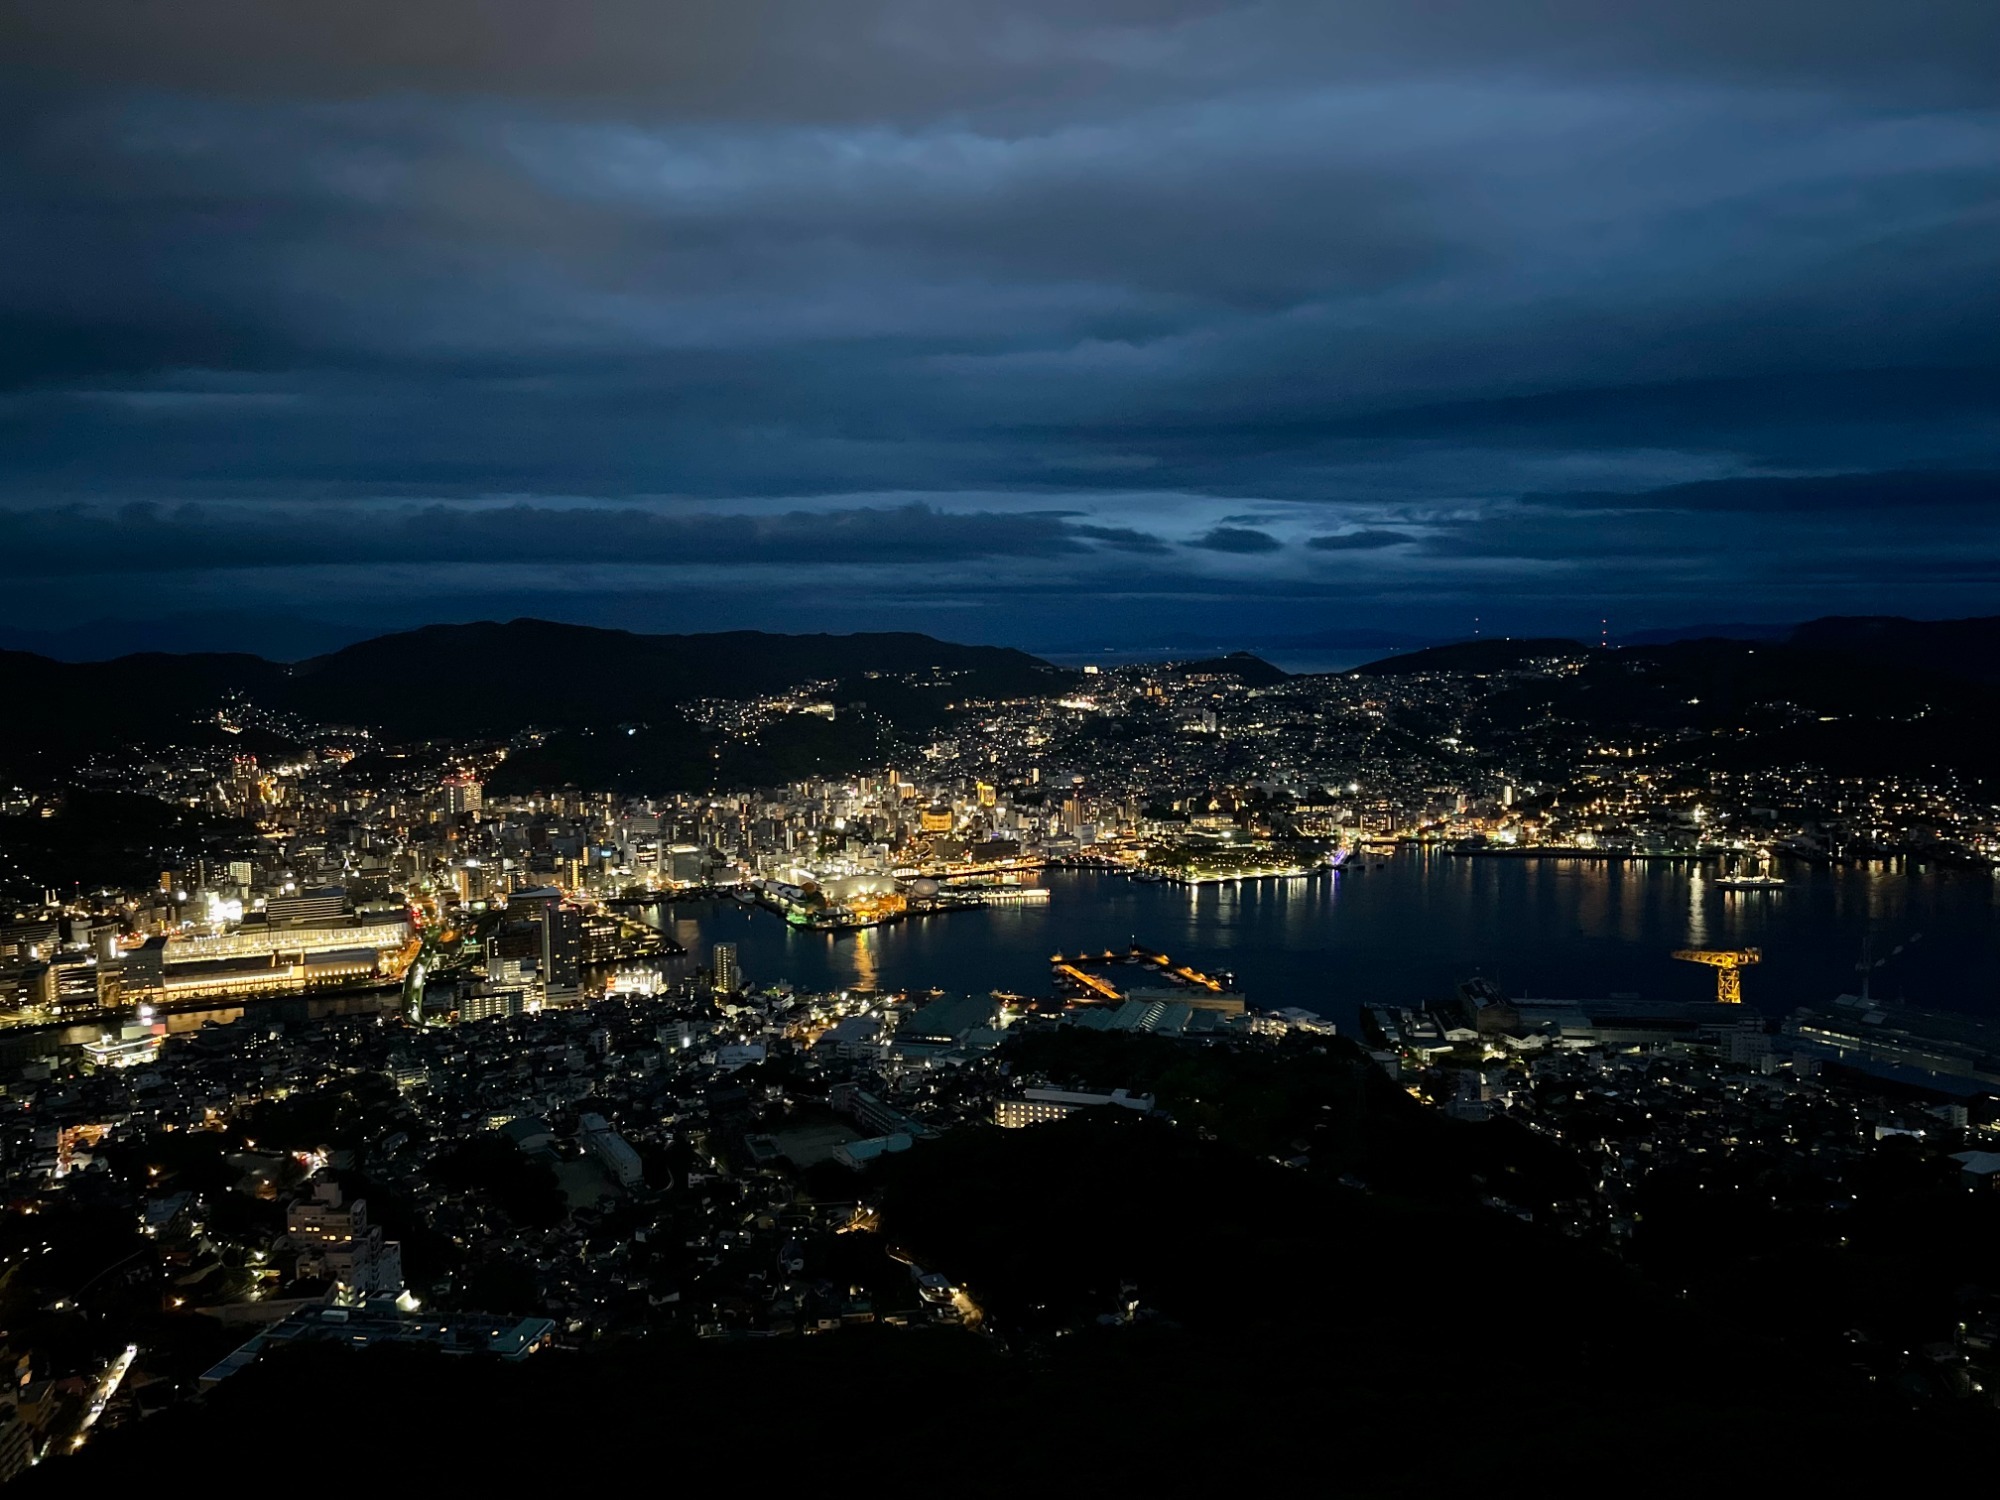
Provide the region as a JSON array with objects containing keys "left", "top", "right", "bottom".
[
  {"left": 287, "top": 1180, "right": 403, "bottom": 1294},
  {"left": 578, "top": 1113, "right": 644, "bottom": 1188}
]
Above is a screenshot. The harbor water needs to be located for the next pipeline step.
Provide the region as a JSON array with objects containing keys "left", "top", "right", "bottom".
[{"left": 641, "top": 856, "right": 2000, "bottom": 1033}]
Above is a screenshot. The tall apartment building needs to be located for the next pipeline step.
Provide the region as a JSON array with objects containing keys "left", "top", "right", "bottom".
[
  {"left": 711, "top": 942, "right": 739, "bottom": 995},
  {"left": 442, "top": 775, "right": 483, "bottom": 819}
]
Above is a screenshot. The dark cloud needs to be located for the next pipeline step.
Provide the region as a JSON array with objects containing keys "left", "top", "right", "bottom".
[
  {"left": 6, "top": 1, "right": 1996, "bottom": 108},
  {"left": 1188, "top": 526, "right": 1283, "bottom": 553},
  {"left": 1306, "top": 529, "right": 1415, "bottom": 550},
  {"left": 0, "top": 501, "right": 1110, "bottom": 576},
  {"left": 1069, "top": 524, "right": 1171, "bottom": 553},
  {"left": 1, "top": 1, "right": 1996, "bottom": 649},
  {"left": 1535, "top": 470, "right": 2000, "bottom": 513}
]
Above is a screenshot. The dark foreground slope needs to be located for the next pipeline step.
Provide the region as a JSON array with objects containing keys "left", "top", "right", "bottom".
[
  {"left": 27, "top": 1310, "right": 1950, "bottom": 1499},
  {"left": 1789, "top": 614, "right": 2000, "bottom": 684},
  {"left": 32, "top": 1035, "right": 1993, "bottom": 1498}
]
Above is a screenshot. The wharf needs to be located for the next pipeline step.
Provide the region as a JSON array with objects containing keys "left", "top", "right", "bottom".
[{"left": 1786, "top": 997, "right": 2000, "bottom": 1093}]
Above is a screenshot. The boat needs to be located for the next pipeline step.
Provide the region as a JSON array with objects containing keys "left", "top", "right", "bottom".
[{"left": 1715, "top": 851, "right": 1785, "bottom": 889}]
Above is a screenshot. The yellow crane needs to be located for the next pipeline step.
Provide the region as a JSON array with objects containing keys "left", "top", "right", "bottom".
[{"left": 1673, "top": 947, "right": 1760, "bottom": 1004}]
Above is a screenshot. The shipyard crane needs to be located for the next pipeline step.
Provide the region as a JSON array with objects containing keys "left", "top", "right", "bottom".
[{"left": 1673, "top": 947, "right": 1760, "bottom": 1004}]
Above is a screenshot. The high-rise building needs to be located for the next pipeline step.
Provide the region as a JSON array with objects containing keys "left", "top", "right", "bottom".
[
  {"left": 442, "top": 775, "right": 483, "bottom": 819},
  {"left": 497, "top": 888, "right": 582, "bottom": 1006},
  {"left": 454, "top": 861, "right": 494, "bottom": 905},
  {"left": 712, "top": 942, "right": 739, "bottom": 995}
]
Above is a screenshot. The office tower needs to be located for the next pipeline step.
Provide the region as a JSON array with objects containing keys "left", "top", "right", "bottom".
[
  {"left": 441, "top": 775, "right": 483, "bottom": 818},
  {"left": 505, "top": 887, "right": 582, "bottom": 1005}
]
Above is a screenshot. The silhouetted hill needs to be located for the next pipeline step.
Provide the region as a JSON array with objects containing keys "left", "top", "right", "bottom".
[
  {"left": 1789, "top": 614, "right": 2000, "bottom": 684},
  {"left": 1162, "top": 651, "right": 1289, "bottom": 685},
  {"left": 1352, "top": 637, "right": 1587, "bottom": 675},
  {"left": 7, "top": 614, "right": 1996, "bottom": 791},
  {"left": 0, "top": 621, "right": 1067, "bottom": 777},
  {"left": 0, "top": 611, "right": 368, "bottom": 662},
  {"left": 1472, "top": 635, "right": 2000, "bottom": 785},
  {"left": 0, "top": 648, "right": 284, "bottom": 777},
  {"left": 1613, "top": 621, "right": 1792, "bottom": 646},
  {"left": 276, "top": 620, "right": 1064, "bottom": 739},
  {"left": 0, "top": 789, "right": 254, "bottom": 893}
]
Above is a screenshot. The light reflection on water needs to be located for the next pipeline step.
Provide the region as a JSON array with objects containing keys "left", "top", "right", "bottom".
[{"left": 641, "top": 859, "right": 2000, "bottom": 1030}]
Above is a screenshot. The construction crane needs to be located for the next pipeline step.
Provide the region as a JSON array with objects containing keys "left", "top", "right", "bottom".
[{"left": 1673, "top": 947, "right": 1760, "bottom": 1004}]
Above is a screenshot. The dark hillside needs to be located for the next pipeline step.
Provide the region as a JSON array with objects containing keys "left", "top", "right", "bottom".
[
  {"left": 1353, "top": 637, "right": 1586, "bottom": 675},
  {"left": 1789, "top": 614, "right": 2000, "bottom": 684},
  {"left": 275, "top": 620, "right": 1063, "bottom": 738}
]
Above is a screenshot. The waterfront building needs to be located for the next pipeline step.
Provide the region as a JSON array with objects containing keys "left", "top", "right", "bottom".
[{"left": 265, "top": 889, "right": 348, "bottom": 926}]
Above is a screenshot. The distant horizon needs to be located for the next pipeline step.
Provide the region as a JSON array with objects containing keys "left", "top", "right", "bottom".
[{"left": 0, "top": 605, "right": 1958, "bottom": 668}]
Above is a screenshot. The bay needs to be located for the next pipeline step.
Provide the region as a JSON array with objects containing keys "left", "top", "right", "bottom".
[{"left": 642, "top": 857, "right": 2000, "bottom": 1032}]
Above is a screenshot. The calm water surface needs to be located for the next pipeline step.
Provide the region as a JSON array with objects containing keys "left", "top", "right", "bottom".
[{"left": 645, "top": 858, "right": 2000, "bottom": 1031}]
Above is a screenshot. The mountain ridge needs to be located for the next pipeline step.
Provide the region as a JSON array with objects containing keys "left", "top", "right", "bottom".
[{"left": 0, "top": 619, "right": 1068, "bottom": 779}]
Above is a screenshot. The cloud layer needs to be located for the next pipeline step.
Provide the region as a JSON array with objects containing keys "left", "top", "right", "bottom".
[{"left": 1, "top": 0, "right": 1997, "bottom": 649}]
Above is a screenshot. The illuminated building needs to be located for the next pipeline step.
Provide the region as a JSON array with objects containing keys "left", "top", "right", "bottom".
[
  {"left": 287, "top": 1180, "right": 403, "bottom": 1294},
  {"left": 712, "top": 941, "right": 739, "bottom": 994},
  {"left": 82, "top": 1017, "right": 166, "bottom": 1070},
  {"left": 579, "top": 1112, "right": 643, "bottom": 1187},
  {"left": 201, "top": 1300, "right": 554, "bottom": 1389},
  {"left": 114, "top": 932, "right": 390, "bottom": 1005},
  {"left": 0, "top": 962, "right": 54, "bottom": 1013},
  {"left": 993, "top": 1087, "right": 1155, "bottom": 1128},
  {"left": 461, "top": 985, "right": 526, "bottom": 1023},
  {"left": 0, "top": 920, "right": 57, "bottom": 963},
  {"left": 442, "top": 774, "right": 483, "bottom": 818},
  {"left": 159, "top": 916, "right": 410, "bottom": 964},
  {"left": 266, "top": 889, "right": 347, "bottom": 926},
  {"left": 494, "top": 888, "right": 581, "bottom": 1005}
]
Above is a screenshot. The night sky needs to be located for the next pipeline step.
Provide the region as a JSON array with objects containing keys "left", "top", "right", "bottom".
[{"left": 4, "top": 1, "right": 1998, "bottom": 657}]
